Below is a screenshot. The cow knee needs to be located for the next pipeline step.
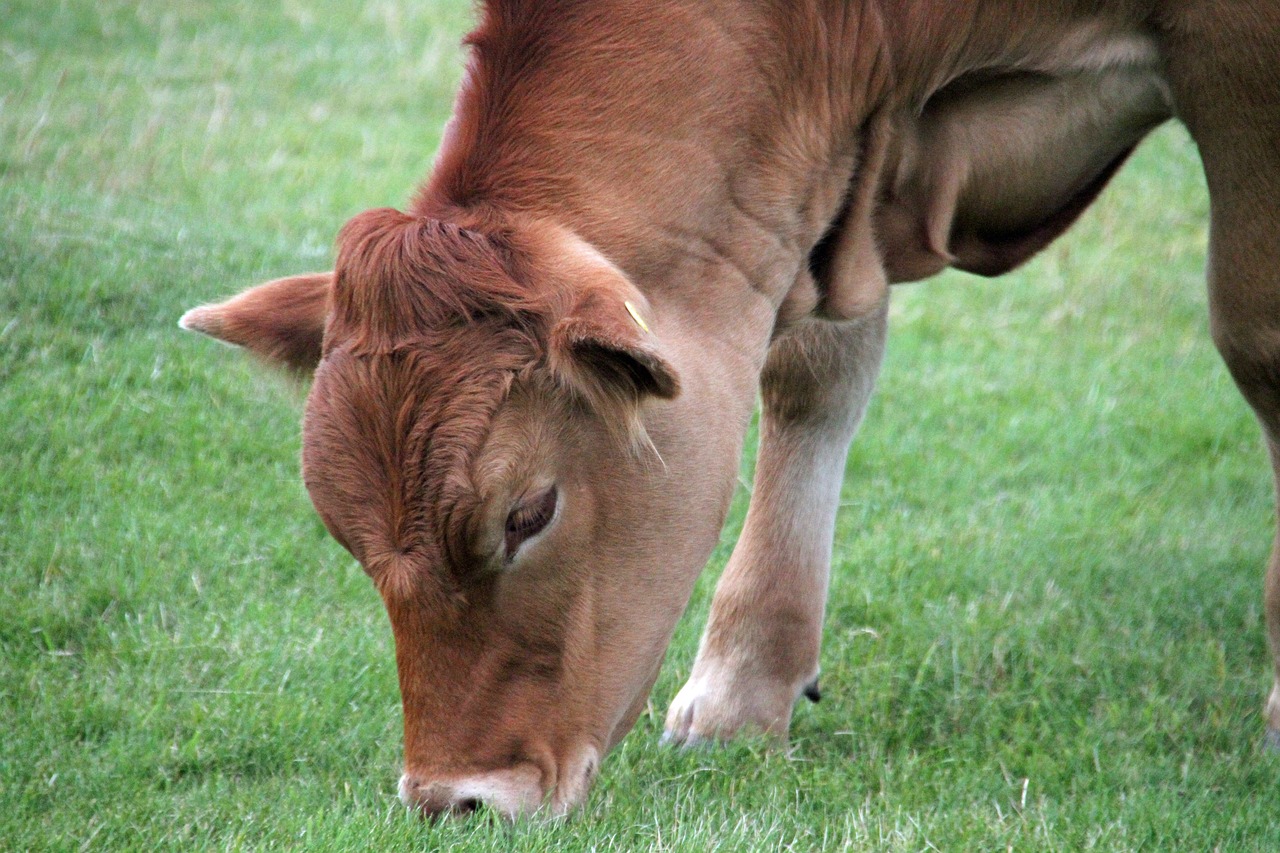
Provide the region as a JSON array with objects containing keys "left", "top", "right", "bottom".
[{"left": 759, "top": 309, "right": 887, "bottom": 432}]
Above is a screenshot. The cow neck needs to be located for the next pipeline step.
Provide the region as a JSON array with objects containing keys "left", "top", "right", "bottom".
[{"left": 412, "top": 0, "right": 895, "bottom": 342}]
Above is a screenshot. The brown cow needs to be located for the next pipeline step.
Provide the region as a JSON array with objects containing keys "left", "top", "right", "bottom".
[{"left": 180, "top": 0, "right": 1280, "bottom": 819}]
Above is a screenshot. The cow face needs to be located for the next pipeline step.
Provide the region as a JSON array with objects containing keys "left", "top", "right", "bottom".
[{"left": 180, "top": 208, "right": 755, "bottom": 817}]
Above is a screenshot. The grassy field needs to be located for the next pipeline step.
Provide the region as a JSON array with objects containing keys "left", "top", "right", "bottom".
[{"left": 4, "top": 1, "right": 1279, "bottom": 849}]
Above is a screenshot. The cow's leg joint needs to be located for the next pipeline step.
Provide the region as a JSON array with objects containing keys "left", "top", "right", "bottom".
[{"left": 664, "top": 306, "right": 887, "bottom": 745}]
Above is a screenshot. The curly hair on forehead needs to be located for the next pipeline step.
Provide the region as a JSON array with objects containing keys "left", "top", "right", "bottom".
[
  {"left": 326, "top": 204, "right": 665, "bottom": 457},
  {"left": 328, "top": 206, "right": 560, "bottom": 360},
  {"left": 308, "top": 325, "right": 539, "bottom": 584}
]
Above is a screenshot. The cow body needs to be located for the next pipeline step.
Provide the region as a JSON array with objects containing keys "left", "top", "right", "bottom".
[{"left": 181, "top": 0, "right": 1280, "bottom": 818}]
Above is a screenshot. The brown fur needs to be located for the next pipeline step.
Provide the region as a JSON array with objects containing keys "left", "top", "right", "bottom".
[{"left": 182, "top": 0, "right": 1280, "bottom": 818}]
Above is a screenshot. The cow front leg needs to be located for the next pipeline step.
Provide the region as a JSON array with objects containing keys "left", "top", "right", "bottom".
[{"left": 664, "top": 302, "right": 887, "bottom": 744}]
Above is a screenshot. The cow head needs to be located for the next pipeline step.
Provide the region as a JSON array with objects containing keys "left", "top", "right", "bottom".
[{"left": 181, "top": 208, "right": 758, "bottom": 817}]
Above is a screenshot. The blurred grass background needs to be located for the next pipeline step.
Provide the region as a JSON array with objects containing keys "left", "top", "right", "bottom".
[{"left": 2, "top": 1, "right": 1278, "bottom": 849}]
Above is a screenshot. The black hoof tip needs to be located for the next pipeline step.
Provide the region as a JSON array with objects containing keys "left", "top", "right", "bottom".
[{"left": 802, "top": 679, "right": 822, "bottom": 703}]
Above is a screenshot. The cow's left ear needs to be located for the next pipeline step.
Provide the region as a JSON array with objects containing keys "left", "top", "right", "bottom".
[
  {"left": 550, "top": 287, "right": 680, "bottom": 404},
  {"left": 179, "top": 272, "right": 333, "bottom": 372}
]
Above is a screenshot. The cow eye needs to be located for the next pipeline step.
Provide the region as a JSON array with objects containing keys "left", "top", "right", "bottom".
[{"left": 504, "top": 486, "right": 557, "bottom": 559}]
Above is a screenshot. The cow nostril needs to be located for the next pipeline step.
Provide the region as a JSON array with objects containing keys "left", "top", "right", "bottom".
[
  {"left": 452, "top": 797, "right": 480, "bottom": 816},
  {"left": 418, "top": 798, "right": 481, "bottom": 823},
  {"left": 401, "top": 774, "right": 485, "bottom": 821}
]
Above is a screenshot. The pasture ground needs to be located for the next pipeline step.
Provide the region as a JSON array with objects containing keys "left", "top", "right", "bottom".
[{"left": 3, "top": 2, "right": 1279, "bottom": 849}]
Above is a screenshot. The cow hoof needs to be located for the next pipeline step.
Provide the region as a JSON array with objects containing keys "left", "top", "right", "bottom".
[
  {"left": 661, "top": 689, "right": 708, "bottom": 747},
  {"left": 661, "top": 669, "right": 798, "bottom": 747},
  {"left": 658, "top": 727, "right": 709, "bottom": 749},
  {"left": 802, "top": 678, "right": 822, "bottom": 703}
]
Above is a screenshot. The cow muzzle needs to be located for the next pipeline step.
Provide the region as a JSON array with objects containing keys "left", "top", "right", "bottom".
[
  {"left": 397, "top": 745, "right": 600, "bottom": 820},
  {"left": 398, "top": 766, "right": 544, "bottom": 820}
]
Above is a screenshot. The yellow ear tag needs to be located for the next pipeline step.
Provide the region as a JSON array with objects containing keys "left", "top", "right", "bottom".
[{"left": 624, "top": 300, "right": 650, "bottom": 334}]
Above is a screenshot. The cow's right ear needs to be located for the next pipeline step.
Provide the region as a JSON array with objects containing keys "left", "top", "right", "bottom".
[{"left": 179, "top": 272, "right": 333, "bottom": 372}]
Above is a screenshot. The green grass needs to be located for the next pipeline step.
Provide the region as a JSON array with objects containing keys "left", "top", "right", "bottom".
[{"left": 3, "top": 1, "right": 1278, "bottom": 849}]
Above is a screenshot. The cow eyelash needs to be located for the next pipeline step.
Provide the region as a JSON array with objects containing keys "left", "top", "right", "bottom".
[{"left": 504, "top": 486, "right": 558, "bottom": 559}]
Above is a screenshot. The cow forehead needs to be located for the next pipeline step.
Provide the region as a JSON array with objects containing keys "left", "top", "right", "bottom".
[{"left": 304, "top": 331, "right": 537, "bottom": 572}]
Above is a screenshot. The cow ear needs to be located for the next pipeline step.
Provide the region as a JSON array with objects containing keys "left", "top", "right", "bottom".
[
  {"left": 179, "top": 272, "right": 333, "bottom": 372},
  {"left": 550, "top": 288, "right": 680, "bottom": 404}
]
